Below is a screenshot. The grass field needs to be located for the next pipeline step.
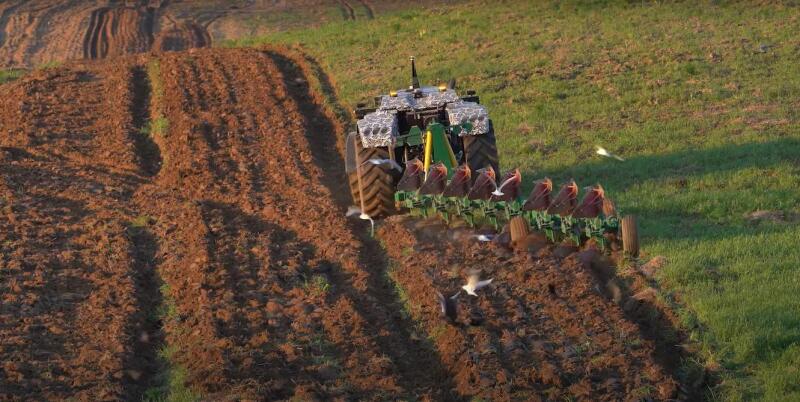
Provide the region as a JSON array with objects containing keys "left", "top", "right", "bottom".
[{"left": 230, "top": 1, "right": 800, "bottom": 400}]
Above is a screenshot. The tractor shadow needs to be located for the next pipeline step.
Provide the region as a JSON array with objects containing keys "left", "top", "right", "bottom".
[{"left": 268, "top": 50, "right": 463, "bottom": 400}]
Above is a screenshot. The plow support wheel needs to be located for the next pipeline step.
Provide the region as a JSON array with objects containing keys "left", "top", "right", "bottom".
[{"left": 621, "top": 215, "right": 639, "bottom": 258}]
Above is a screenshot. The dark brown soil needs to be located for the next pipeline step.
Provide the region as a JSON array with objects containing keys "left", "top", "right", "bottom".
[
  {"left": 1, "top": 47, "right": 686, "bottom": 400},
  {"left": 0, "top": 60, "right": 158, "bottom": 400},
  {"left": 140, "top": 47, "right": 458, "bottom": 400},
  {"left": 378, "top": 217, "right": 680, "bottom": 401}
]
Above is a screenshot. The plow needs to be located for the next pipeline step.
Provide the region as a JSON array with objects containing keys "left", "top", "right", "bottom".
[{"left": 346, "top": 57, "right": 639, "bottom": 256}]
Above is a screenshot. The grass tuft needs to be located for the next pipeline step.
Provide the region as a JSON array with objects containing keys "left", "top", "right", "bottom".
[
  {"left": 304, "top": 275, "right": 331, "bottom": 296},
  {"left": 36, "top": 61, "right": 62, "bottom": 70},
  {"left": 146, "top": 60, "right": 169, "bottom": 138},
  {"left": 0, "top": 69, "right": 25, "bottom": 84},
  {"left": 142, "top": 283, "right": 201, "bottom": 402}
]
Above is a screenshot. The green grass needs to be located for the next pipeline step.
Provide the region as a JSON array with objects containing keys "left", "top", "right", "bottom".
[
  {"left": 142, "top": 284, "right": 201, "bottom": 402},
  {"left": 304, "top": 274, "right": 331, "bottom": 296},
  {"left": 146, "top": 60, "right": 169, "bottom": 138},
  {"left": 0, "top": 69, "right": 25, "bottom": 84},
  {"left": 141, "top": 116, "right": 170, "bottom": 138},
  {"left": 229, "top": 1, "right": 800, "bottom": 400},
  {"left": 1, "top": 62, "right": 60, "bottom": 84},
  {"left": 36, "top": 60, "right": 61, "bottom": 70}
]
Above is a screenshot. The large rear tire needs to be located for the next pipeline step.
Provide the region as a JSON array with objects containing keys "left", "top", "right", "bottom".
[
  {"left": 348, "top": 136, "right": 396, "bottom": 218},
  {"left": 463, "top": 120, "right": 499, "bottom": 174}
]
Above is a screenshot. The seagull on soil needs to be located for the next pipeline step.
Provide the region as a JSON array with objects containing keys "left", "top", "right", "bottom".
[
  {"left": 436, "top": 290, "right": 460, "bottom": 322},
  {"left": 346, "top": 206, "right": 375, "bottom": 236},
  {"left": 462, "top": 269, "right": 493, "bottom": 297},
  {"left": 470, "top": 234, "right": 495, "bottom": 242}
]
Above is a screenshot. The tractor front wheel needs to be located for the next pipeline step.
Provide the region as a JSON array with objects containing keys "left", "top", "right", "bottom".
[{"left": 348, "top": 135, "right": 396, "bottom": 218}]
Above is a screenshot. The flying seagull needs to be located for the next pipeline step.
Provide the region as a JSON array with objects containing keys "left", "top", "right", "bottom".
[
  {"left": 436, "top": 290, "right": 460, "bottom": 322},
  {"left": 362, "top": 158, "right": 403, "bottom": 172},
  {"left": 462, "top": 269, "right": 493, "bottom": 296},
  {"left": 491, "top": 169, "right": 522, "bottom": 197},
  {"left": 346, "top": 206, "right": 375, "bottom": 236},
  {"left": 595, "top": 146, "right": 624, "bottom": 161}
]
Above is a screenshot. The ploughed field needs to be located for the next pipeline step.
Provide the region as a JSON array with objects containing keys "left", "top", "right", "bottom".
[
  {"left": 0, "top": 48, "right": 682, "bottom": 400},
  {"left": 0, "top": 0, "right": 457, "bottom": 69}
]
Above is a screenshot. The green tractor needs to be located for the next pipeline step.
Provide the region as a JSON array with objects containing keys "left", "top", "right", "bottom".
[
  {"left": 344, "top": 58, "right": 640, "bottom": 256},
  {"left": 345, "top": 57, "right": 499, "bottom": 217}
]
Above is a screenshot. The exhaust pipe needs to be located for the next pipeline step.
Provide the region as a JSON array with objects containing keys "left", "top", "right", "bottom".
[{"left": 410, "top": 56, "right": 420, "bottom": 89}]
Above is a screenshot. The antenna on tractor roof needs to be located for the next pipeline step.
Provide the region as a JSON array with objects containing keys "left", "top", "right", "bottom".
[{"left": 410, "top": 56, "right": 420, "bottom": 89}]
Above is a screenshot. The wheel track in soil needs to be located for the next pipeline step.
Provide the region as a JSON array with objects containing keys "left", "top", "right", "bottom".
[
  {"left": 83, "top": 6, "right": 156, "bottom": 60},
  {"left": 0, "top": 0, "right": 27, "bottom": 49},
  {"left": 0, "top": 61, "right": 165, "bottom": 400},
  {"left": 16, "top": 0, "right": 94, "bottom": 67},
  {"left": 269, "top": 50, "right": 459, "bottom": 399},
  {"left": 125, "top": 64, "right": 166, "bottom": 400}
]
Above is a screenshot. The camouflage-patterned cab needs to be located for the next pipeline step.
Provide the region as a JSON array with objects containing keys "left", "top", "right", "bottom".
[{"left": 345, "top": 57, "right": 499, "bottom": 217}]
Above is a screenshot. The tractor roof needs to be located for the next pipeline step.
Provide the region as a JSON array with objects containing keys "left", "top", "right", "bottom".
[{"left": 378, "top": 86, "right": 461, "bottom": 111}]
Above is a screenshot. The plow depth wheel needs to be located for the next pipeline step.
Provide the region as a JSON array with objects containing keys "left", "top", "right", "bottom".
[
  {"left": 348, "top": 136, "right": 396, "bottom": 218},
  {"left": 621, "top": 215, "right": 639, "bottom": 258},
  {"left": 509, "top": 216, "right": 530, "bottom": 243},
  {"left": 463, "top": 120, "right": 499, "bottom": 174}
]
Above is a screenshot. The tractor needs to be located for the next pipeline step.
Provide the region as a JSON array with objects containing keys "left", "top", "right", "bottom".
[
  {"left": 345, "top": 57, "right": 499, "bottom": 217},
  {"left": 345, "top": 57, "right": 639, "bottom": 257}
]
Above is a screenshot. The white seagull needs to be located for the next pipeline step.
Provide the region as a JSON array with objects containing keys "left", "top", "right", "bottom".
[
  {"left": 346, "top": 206, "right": 375, "bottom": 236},
  {"left": 595, "top": 146, "right": 625, "bottom": 161},
  {"left": 491, "top": 175, "right": 519, "bottom": 197},
  {"left": 362, "top": 158, "right": 403, "bottom": 172},
  {"left": 462, "top": 270, "right": 493, "bottom": 296},
  {"left": 470, "top": 234, "right": 495, "bottom": 242}
]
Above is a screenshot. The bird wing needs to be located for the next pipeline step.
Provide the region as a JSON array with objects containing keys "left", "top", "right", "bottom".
[
  {"left": 596, "top": 146, "right": 624, "bottom": 161},
  {"left": 436, "top": 291, "right": 446, "bottom": 313},
  {"left": 497, "top": 176, "right": 515, "bottom": 191},
  {"left": 462, "top": 285, "right": 477, "bottom": 296},
  {"left": 389, "top": 160, "right": 403, "bottom": 171},
  {"left": 346, "top": 206, "right": 362, "bottom": 217},
  {"left": 475, "top": 234, "right": 493, "bottom": 242},
  {"left": 473, "top": 278, "right": 493, "bottom": 291},
  {"left": 465, "top": 273, "right": 480, "bottom": 287}
]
